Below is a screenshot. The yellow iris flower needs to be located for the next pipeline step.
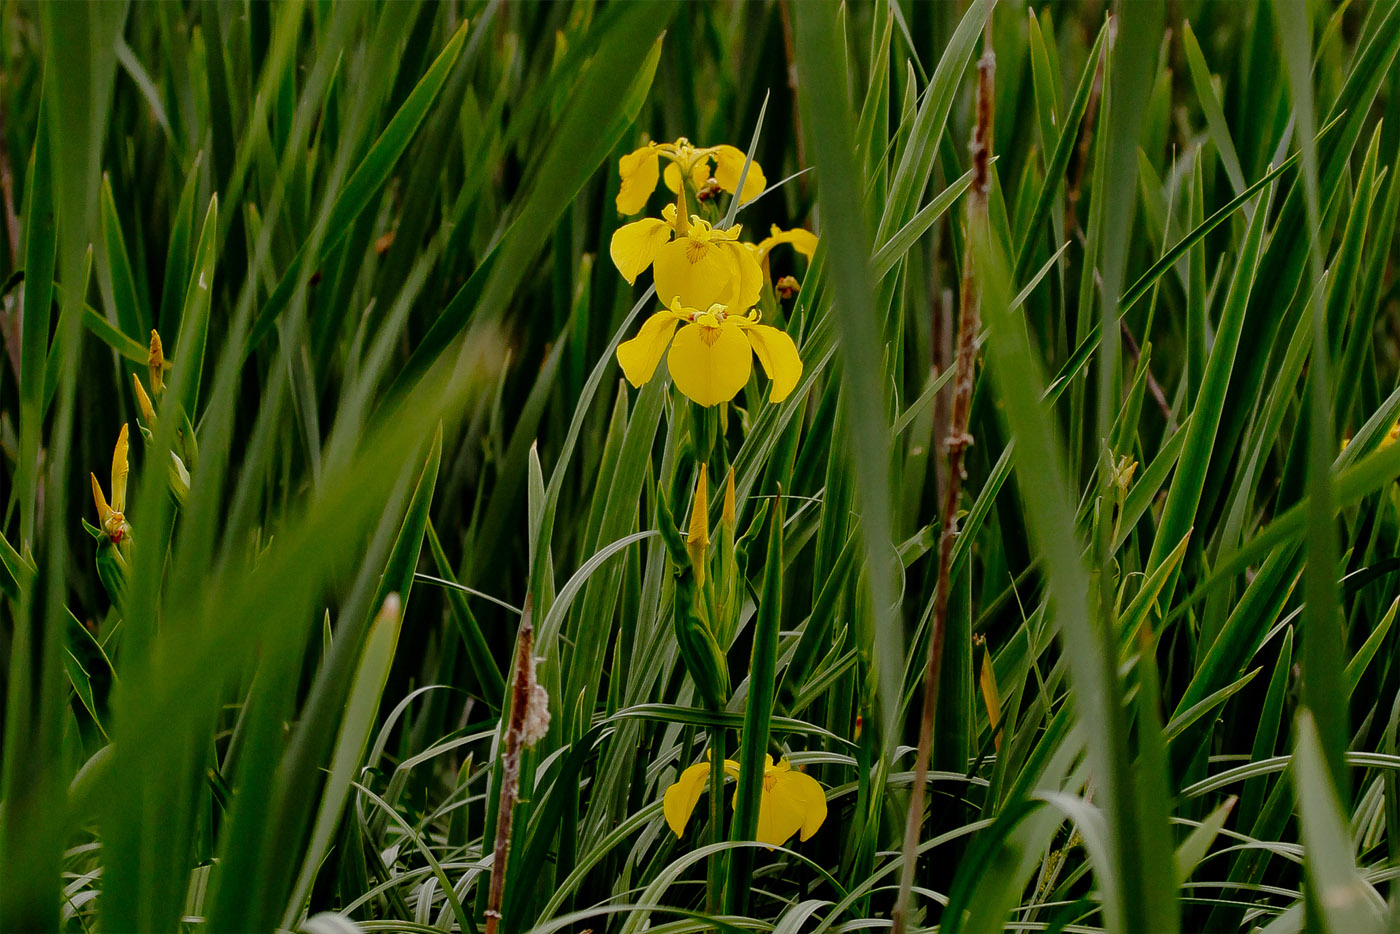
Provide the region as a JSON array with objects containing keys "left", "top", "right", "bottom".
[
  {"left": 90, "top": 424, "right": 132, "bottom": 546},
  {"left": 616, "top": 298, "right": 802, "bottom": 407},
  {"left": 663, "top": 754, "right": 827, "bottom": 847},
  {"left": 610, "top": 204, "right": 765, "bottom": 312},
  {"left": 616, "top": 138, "right": 767, "bottom": 215}
]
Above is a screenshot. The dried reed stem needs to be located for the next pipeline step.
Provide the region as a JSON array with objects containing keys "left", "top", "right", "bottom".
[
  {"left": 891, "top": 36, "right": 995, "bottom": 934},
  {"left": 485, "top": 608, "right": 536, "bottom": 934}
]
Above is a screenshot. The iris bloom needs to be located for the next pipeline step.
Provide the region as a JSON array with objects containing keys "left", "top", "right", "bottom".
[
  {"left": 90, "top": 424, "right": 132, "bottom": 547},
  {"left": 610, "top": 204, "right": 764, "bottom": 314},
  {"left": 616, "top": 298, "right": 801, "bottom": 407},
  {"left": 663, "top": 754, "right": 826, "bottom": 847},
  {"left": 616, "top": 138, "right": 766, "bottom": 215}
]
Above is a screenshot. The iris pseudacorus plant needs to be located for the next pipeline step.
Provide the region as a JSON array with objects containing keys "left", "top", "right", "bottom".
[
  {"left": 615, "top": 137, "right": 767, "bottom": 215},
  {"left": 616, "top": 297, "right": 801, "bottom": 407},
  {"left": 664, "top": 754, "right": 826, "bottom": 848}
]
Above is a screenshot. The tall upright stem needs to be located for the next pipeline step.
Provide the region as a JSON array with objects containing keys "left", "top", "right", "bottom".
[
  {"left": 485, "top": 612, "right": 536, "bottom": 934},
  {"left": 891, "top": 33, "right": 995, "bottom": 934}
]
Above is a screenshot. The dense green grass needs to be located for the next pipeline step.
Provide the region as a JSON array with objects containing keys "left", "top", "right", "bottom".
[{"left": 1, "top": 1, "right": 1400, "bottom": 931}]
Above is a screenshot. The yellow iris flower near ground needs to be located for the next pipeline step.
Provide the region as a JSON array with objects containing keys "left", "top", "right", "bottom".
[
  {"left": 663, "top": 754, "right": 826, "bottom": 847},
  {"left": 90, "top": 424, "right": 132, "bottom": 546},
  {"left": 616, "top": 138, "right": 767, "bottom": 215},
  {"left": 616, "top": 298, "right": 801, "bottom": 406}
]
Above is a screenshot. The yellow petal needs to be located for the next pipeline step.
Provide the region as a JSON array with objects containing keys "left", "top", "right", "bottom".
[
  {"left": 653, "top": 236, "right": 743, "bottom": 310},
  {"left": 754, "top": 787, "right": 808, "bottom": 847},
  {"left": 616, "top": 310, "right": 684, "bottom": 387},
  {"left": 740, "top": 324, "right": 802, "bottom": 403},
  {"left": 731, "top": 757, "right": 814, "bottom": 848},
  {"left": 111, "top": 424, "right": 130, "bottom": 514},
  {"left": 662, "top": 761, "right": 713, "bottom": 838},
  {"left": 91, "top": 472, "right": 112, "bottom": 525},
  {"left": 711, "top": 145, "right": 766, "bottom": 205},
  {"left": 616, "top": 146, "right": 660, "bottom": 215},
  {"left": 667, "top": 321, "right": 752, "bottom": 407},
  {"left": 720, "top": 241, "right": 764, "bottom": 311},
  {"left": 773, "top": 764, "right": 827, "bottom": 841},
  {"left": 759, "top": 225, "right": 818, "bottom": 262},
  {"left": 663, "top": 159, "right": 710, "bottom": 194},
  {"left": 609, "top": 218, "right": 673, "bottom": 284}
]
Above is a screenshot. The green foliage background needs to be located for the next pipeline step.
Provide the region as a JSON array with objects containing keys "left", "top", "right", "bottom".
[{"left": 0, "top": 0, "right": 1399, "bottom": 931}]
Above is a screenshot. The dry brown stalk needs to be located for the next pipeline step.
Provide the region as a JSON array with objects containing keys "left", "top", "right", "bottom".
[
  {"left": 485, "top": 604, "right": 544, "bottom": 934},
  {"left": 891, "top": 36, "right": 995, "bottom": 934}
]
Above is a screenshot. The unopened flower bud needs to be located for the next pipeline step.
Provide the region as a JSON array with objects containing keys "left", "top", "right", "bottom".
[
  {"left": 148, "top": 330, "right": 167, "bottom": 397},
  {"left": 132, "top": 374, "right": 156, "bottom": 426},
  {"left": 687, "top": 465, "right": 710, "bottom": 586}
]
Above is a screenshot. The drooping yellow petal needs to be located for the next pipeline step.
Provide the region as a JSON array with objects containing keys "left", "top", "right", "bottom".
[
  {"left": 757, "top": 225, "right": 818, "bottom": 263},
  {"left": 616, "top": 146, "right": 660, "bottom": 215},
  {"left": 730, "top": 756, "right": 818, "bottom": 848},
  {"left": 754, "top": 785, "right": 809, "bottom": 847},
  {"left": 662, "top": 761, "right": 713, "bottom": 838},
  {"left": 91, "top": 472, "right": 112, "bottom": 526},
  {"left": 774, "top": 763, "right": 827, "bottom": 842},
  {"left": 720, "top": 241, "right": 764, "bottom": 311},
  {"left": 710, "top": 145, "right": 766, "bottom": 205},
  {"left": 739, "top": 323, "right": 802, "bottom": 403},
  {"left": 667, "top": 320, "right": 753, "bottom": 407},
  {"left": 609, "top": 218, "right": 673, "bottom": 284},
  {"left": 663, "top": 159, "right": 710, "bottom": 194},
  {"left": 653, "top": 235, "right": 742, "bottom": 310},
  {"left": 616, "top": 310, "right": 685, "bottom": 387},
  {"left": 111, "top": 424, "right": 130, "bottom": 514}
]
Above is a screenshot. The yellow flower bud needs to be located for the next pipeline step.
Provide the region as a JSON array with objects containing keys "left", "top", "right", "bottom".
[
  {"left": 148, "top": 330, "right": 167, "bottom": 397},
  {"left": 132, "top": 374, "right": 155, "bottom": 426},
  {"left": 686, "top": 465, "right": 709, "bottom": 586}
]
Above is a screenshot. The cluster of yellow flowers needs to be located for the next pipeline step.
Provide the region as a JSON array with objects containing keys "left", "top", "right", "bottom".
[
  {"left": 611, "top": 138, "right": 830, "bottom": 846},
  {"left": 609, "top": 138, "right": 811, "bottom": 407}
]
